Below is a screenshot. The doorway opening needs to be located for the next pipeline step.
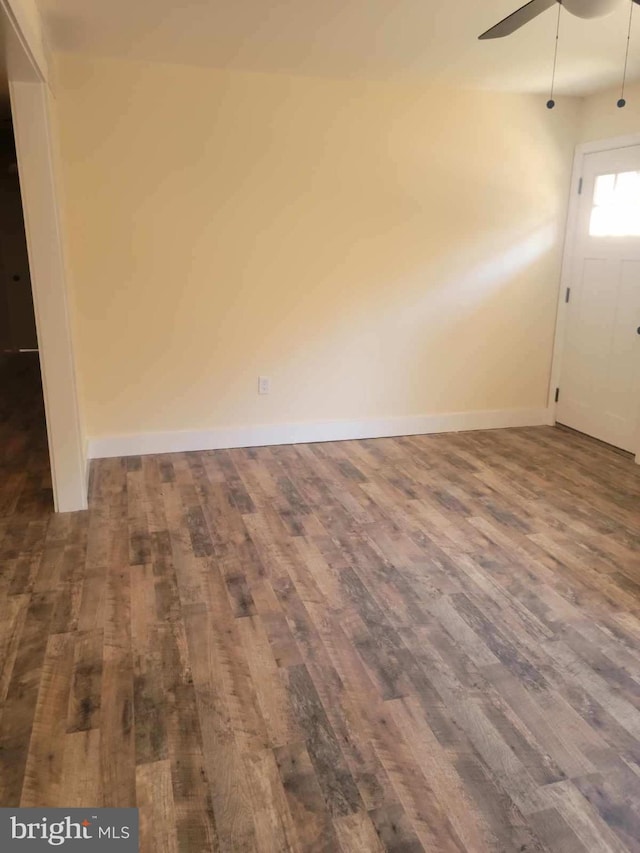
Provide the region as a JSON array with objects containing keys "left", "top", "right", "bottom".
[
  {"left": 0, "top": 0, "right": 87, "bottom": 513},
  {"left": 0, "top": 102, "right": 52, "bottom": 515}
]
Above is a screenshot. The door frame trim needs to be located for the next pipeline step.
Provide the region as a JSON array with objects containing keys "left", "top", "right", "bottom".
[
  {"left": 548, "top": 132, "right": 640, "bottom": 464},
  {"left": 1, "top": 1, "right": 88, "bottom": 510}
]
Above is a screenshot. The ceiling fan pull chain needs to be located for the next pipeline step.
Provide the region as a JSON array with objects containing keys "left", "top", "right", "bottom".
[
  {"left": 547, "top": 1, "right": 563, "bottom": 109},
  {"left": 618, "top": 0, "right": 635, "bottom": 107}
]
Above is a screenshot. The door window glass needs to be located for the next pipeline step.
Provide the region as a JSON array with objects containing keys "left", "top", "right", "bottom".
[{"left": 590, "top": 171, "right": 640, "bottom": 236}]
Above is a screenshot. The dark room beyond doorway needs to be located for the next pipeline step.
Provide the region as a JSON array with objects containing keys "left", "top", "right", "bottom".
[{"left": 0, "top": 115, "right": 51, "bottom": 516}]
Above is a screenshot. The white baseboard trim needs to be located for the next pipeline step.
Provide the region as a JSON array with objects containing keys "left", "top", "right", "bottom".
[{"left": 87, "top": 406, "right": 554, "bottom": 460}]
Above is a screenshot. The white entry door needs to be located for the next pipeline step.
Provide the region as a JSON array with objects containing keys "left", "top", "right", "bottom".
[{"left": 557, "top": 145, "right": 640, "bottom": 453}]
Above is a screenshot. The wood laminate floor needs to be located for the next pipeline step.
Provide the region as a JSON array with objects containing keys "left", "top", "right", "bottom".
[{"left": 1, "top": 361, "right": 640, "bottom": 851}]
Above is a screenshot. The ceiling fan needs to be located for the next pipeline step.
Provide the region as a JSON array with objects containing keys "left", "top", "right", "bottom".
[{"left": 479, "top": 0, "right": 638, "bottom": 40}]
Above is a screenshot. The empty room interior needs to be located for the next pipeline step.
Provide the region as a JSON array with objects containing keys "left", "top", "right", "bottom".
[{"left": 2, "top": 0, "right": 640, "bottom": 850}]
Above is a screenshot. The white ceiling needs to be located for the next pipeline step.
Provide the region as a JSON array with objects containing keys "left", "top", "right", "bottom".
[{"left": 37, "top": 0, "right": 640, "bottom": 96}]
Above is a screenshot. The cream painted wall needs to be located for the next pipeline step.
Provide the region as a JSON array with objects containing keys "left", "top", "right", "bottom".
[
  {"left": 52, "top": 53, "right": 580, "bottom": 442},
  {"left": 579, "top": 81, "right": 640, "bottom": 143}
]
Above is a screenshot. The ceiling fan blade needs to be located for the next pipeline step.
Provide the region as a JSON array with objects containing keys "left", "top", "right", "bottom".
[{"left": 479, "top": 0, "right": 558, "bottom": 40}]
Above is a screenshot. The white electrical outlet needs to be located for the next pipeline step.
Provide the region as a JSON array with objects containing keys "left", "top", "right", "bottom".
[{"left": 258, "top": 376, "right": 270, "bottom": 395}]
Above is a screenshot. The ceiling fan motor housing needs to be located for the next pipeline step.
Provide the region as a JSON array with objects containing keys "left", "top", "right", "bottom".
[{"left": 562, "top": 0, "right": 621, "bottom": 19}]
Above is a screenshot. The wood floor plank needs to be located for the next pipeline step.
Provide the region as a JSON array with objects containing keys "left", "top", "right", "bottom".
[
  {"left": 0, "top": 591, "right": 54, "bottom": 804},
  {"left": 20, "top": 632, "right": 74, "bottom": 806},
  {"left": 244, "top": 748, "right": 300, "bottom": 853},
  {"left": 67, "top": 629, "right": 103, "bottom": 733},
  {"left": 542, "top": 779, "right": 632, "bottom": 853},
  {"left": 136, "top": 760, "right": 180, "bottom": 853},
  {"left": 59, "top": 729, "right": 102, "bottom": 807},
  {"left": 182, "top": 607, "right": 261, "bottom": 851},
  {"left": 0, "top": 593, "right": 29, "bottom": 704},
  {"left": 386, "top": 694, "right": 494, "bottom": 851},
  {"left": 333, "top": 810, "right": 386, "bottom": 853},
  {"left": 273, "top": 740, "right": 341, "bottom": 852}
]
